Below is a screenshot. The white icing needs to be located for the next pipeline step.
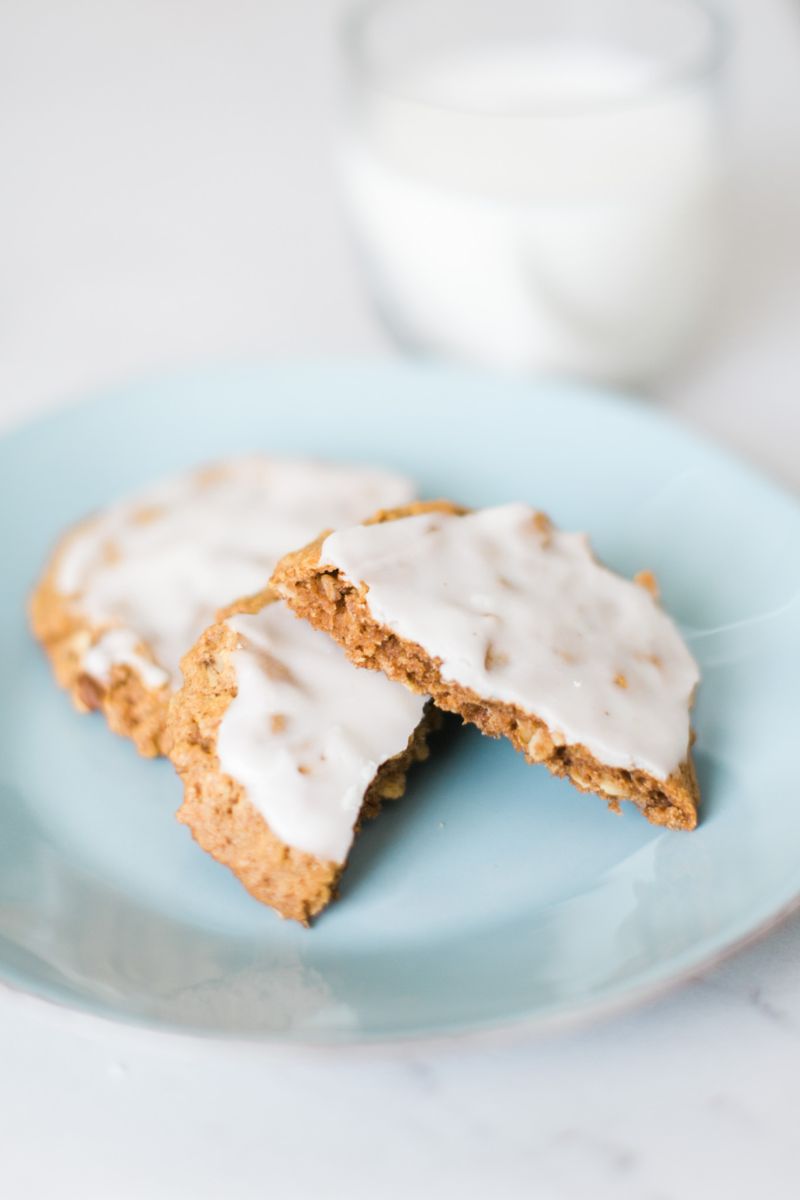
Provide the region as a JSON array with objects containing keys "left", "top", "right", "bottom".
[
  {"left": 217, "top": 603, "right": 427, "bottom": 863},
  {"left": 82, "top": 628, "right": 170, "bottom": 690},
  {"left": 320, "top": 503, "right": 700, "bottom": 781},
  {"left": 55, "top": 456, "right": 414, "bottom": 687}
]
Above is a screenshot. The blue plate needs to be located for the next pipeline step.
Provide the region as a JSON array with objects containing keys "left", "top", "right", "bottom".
[{"left": 2, "top": 362, "right": 799, "bottom": 1042}]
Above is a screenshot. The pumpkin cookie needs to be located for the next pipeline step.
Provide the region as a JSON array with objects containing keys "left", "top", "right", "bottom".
[
  {"left": 167, "top": 589, "right": 435, "bottom": 923},
  {"left": 29, "top": 456, "right": 414, "bottom": 756},
  {"left": 271, "top": 501, "right": 701, "bottom": 830}
]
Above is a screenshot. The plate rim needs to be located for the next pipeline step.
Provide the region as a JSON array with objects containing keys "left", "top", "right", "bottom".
[{"left": 1, "top": 891, "right": 798, "bottom": 1049}]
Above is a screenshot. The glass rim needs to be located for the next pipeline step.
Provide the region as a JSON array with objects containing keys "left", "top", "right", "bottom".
[{"left": 342, "top": 0, "right": 728, "bottom": 119}]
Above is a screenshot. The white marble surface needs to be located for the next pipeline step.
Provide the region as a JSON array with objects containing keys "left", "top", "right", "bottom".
[{"left": 2, "top": 1, "right": 800, "bottom": 1196}]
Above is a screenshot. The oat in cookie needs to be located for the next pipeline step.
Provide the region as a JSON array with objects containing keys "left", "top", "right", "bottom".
[
  {"left": 271, "top": 501, "right": 701, "bottom": 831},
  {"left": 167, "top": 589, "right": 435, "bottom": 923},
  {"left": 29, "top": 456, "right": 415, "bottom": 756}
]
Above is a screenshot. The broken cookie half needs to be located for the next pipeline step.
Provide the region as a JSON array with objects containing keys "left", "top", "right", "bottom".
[
  {"left": 271, "top": 501, "right": 701, "bottom": 831},
  {"left": 167, "top": 588, "right": 436, "bottom": 923}
]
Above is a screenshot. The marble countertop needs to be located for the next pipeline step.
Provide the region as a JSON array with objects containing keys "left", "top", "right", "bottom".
[{"left": 2, "top": 1, "right": 800, "bottom": 1196}]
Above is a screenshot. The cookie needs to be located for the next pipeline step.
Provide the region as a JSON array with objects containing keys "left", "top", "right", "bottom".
[
  {"left": 271, "top": 501, "right": 701, "bottom": 830},
  {"left": 167, "top": 589, "right": 436, "bottom": 923},
  {"left": 29, "top": 456, "right": 415, "bottom": 756}
]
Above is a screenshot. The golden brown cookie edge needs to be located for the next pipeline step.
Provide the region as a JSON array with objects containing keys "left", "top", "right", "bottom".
[{"left": 29, "top": 521, "right": 171, "bottom": 758}]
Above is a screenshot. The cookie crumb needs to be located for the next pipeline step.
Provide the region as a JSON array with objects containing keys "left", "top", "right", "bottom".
[{"left": 634, "top": 569, "right": 659, "bottom": 599}]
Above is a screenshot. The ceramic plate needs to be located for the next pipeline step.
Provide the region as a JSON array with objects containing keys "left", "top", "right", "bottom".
[{"left": 2, "top": 362, "right": 799, "bottom": 1042}]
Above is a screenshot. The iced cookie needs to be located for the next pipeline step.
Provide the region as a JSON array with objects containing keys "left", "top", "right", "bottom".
[
  {"left": 29, "top": 457, "right": 414, "bottom": 757},
  {"left": 271, "top": 501, "right": 701, "bottom": 831},
  {"left": 167, "top": 589, "right": 435, "bottom": 922}
]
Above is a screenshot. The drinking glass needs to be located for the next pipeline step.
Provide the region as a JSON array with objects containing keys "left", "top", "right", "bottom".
[{"left": 340, "top": 0, "right": 727, "bottom": 385}]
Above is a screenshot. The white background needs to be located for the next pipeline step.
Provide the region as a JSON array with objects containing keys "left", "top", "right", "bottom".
[{"left": 2, "top": 1, "right": 800, "bottom": 1197}]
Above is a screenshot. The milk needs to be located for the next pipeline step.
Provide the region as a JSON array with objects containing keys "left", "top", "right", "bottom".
[{"left": 342, "top": 44, "right": 722, "bottom": 382}]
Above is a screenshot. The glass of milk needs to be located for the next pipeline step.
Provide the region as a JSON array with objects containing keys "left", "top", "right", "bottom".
[{"left": 341, "top": 0, "right": 726, "bottom": 385}]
